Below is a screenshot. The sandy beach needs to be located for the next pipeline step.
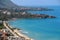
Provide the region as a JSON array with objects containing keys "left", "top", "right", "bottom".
[{"left": 3, "top": 21, "right": 33, "bottom": 40}]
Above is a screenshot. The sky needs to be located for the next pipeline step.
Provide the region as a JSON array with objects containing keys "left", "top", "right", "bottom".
[{"left": 11, "top": 0, "right": 60, "bottom": 6}]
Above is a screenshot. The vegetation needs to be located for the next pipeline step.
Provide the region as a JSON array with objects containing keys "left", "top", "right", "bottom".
[{"left": 0, "top": 24, "right": 4, "bottom": 29}]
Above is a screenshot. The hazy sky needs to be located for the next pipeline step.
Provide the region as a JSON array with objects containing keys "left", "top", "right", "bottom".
[{"left": 11, "top": 0, "right": 60, "bottom": 6}]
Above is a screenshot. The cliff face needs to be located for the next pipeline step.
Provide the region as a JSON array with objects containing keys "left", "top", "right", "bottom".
[{"left": 0, "top": 0, "right": 21, "bottom": 8}]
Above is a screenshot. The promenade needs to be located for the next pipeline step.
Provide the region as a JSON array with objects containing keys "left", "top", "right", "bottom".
[{"left": 3, "top": 21, "right": 33, "bottom": 40}]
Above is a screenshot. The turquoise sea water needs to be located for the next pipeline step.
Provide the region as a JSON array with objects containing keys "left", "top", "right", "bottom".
[{"left": 9, "top": 6, "right": 60, "bottom": 40}]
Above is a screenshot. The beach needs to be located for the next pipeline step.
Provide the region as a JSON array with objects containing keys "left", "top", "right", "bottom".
[{"left": 3, "top": 21, "right": 33, "bottom": 40}]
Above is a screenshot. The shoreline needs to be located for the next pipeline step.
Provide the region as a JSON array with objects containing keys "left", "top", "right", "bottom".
[{"left": 3, "top": 21, "right": 33, "bottom": 40}]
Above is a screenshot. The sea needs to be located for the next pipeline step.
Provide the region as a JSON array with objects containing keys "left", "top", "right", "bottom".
[{"left": 8, "top": 6, "right": 60, "bottom": 40}]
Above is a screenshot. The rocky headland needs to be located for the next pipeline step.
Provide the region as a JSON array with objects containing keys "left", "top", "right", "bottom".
[{"left": 0, "top": 8, "right": 56, "bottom": 20}]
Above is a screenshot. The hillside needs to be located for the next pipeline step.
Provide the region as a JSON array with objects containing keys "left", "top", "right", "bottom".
[{"left": 0, "top": 0, "right": 21, "bottom": 8}]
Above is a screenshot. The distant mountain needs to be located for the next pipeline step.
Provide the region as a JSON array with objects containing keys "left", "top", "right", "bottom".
[{"left": 0, "top": 0, "right": 23, "bottom": 8}]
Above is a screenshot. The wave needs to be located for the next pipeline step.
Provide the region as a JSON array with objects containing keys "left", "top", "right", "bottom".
[{"left": 19, "top": 30, "right": 29, "bottom": 34}]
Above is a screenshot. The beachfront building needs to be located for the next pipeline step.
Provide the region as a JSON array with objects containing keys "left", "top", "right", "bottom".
[
  {"left": 8, "top": 36, "right": 24, "bottom": 40},
  {"left": 0, "top": 28, "right": 25, "bottom": 40}
]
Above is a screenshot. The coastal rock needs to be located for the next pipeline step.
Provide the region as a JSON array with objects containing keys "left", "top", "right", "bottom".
[
  {"left": 48, "top": 16, "right": 56, "bottom": 18},
  {"left": 33, "top": 14, "right": 56, "bottom": 18}
]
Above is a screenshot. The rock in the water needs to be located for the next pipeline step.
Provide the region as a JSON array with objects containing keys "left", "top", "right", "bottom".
[{"left": 48, "top": 16, "right": 56, "bottom": 18}]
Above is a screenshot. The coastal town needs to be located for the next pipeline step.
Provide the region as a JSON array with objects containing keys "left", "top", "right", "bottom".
[
  {"left": 0, "top": 1, "right": 56, "bottom": 40},
  {"left": 0, "top": 8, "right": 36, "bottom": 40},
  {"left": 0, "top": 0, "right": 59, "bottom": 40},
  {"left": 0, "top": 8, "right": 56, "bottom": 40},
  {"left": 0, "top": 8, "right": 34, "bottom": 40}
]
